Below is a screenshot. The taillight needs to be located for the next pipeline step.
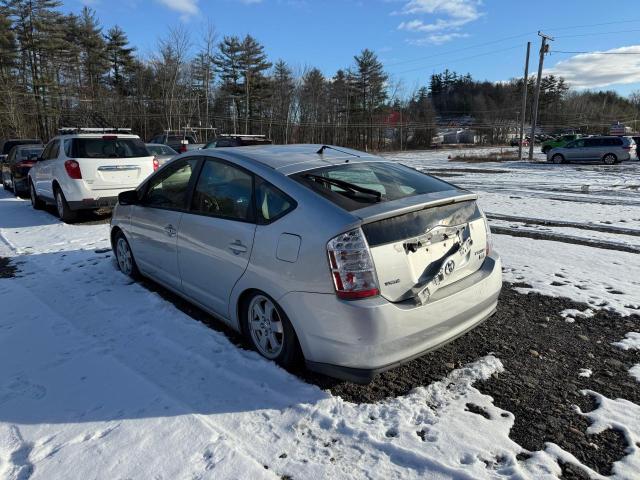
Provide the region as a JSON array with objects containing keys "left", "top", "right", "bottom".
[
  {"left": 327, "top": 228, "right": 379, "bottom": 300},
  {"left": 64, "top": 159, "right": 82, "bottom": 179},
  {"left": 179, "top": 144, "right": 187, "bottom": 153},
  {"left": 16, "top": 160, "right": 35, "bottom": 168},
  {"left": 153, "top": 156, "right": 160, "bottom": 171}
]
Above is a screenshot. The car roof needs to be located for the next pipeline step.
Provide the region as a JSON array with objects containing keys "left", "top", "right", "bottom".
[{"left": 203, "top": 144, "right": 386, "bottom": 175}]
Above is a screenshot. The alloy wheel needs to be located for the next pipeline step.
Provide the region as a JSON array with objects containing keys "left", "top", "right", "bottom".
[
  {"left": 248, "top": 295, "right": 284, "bottom": 359},
  {"left": 56, "top": 191, "right": 65, "bottom": 218},
  {"left": 116, "top": 237, "right": 133, "bottom": 275}
]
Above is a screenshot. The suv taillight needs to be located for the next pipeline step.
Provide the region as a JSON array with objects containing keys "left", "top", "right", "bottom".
[
  {"left": 153, "top": 156, "right": 160, "bottom": 171},
  {"left": 327, "top": 228, "right": 379, "bottom": 300},
  {"left": 64, "top": 159, "right": 82, "bottom": 179}
]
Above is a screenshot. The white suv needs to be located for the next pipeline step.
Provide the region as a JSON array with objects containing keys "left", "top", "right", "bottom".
[{"left": 28, "top": 130, "right": 158, "bottom": 222}]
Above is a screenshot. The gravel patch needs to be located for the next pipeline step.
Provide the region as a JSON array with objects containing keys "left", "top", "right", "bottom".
[{"left": 322, "top": 286, "right": 640, "bottom": 477}]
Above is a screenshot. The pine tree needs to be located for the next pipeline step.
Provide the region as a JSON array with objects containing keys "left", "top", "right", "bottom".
[
  {"left": 105, "top": 25, "right": 135, "bottom": 94},
  {"left": 238, "top": 35, "right": 271, "bottom": 134}
]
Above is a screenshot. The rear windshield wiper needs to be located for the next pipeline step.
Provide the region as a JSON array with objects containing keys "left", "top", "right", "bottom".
[{"left": 303, "top": 173, "right": 381, "bottom": 202}]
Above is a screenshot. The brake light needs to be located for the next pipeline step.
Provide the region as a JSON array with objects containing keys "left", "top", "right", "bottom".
[
  {"left": 178, "top": 144, "right": 187, "bottom": 153},
  {"left": 64, "top": 159, "right": 82, "bottom": 179},
  {"left": 153, "top": 156, "right": 160, "bottom": 171},
  {"left": 16, "top": 160, "right": 35, "bottom": 168},
  {"left": 102, "top": 135, "right": 118, "bottom": 140},
  {"left": 327, "top": 228, "right": 379, "bottom": 300}
]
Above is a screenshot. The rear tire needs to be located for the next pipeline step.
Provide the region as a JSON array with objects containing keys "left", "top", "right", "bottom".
[
  {"left": 30, "top": 181, "right": 44, "bottom": 210},
  {"left": 114, "top": 230, "right": 140, "bottom": 279},
  {"left": 551, "top": 154, "right": 565, "bottom": 164},
  {"left": 54, "top": 187, "right": 78, "bottom": 223},
  {"left": 241, "top": 292, "right": 302, "bottom": 369},
  {"left": 603, "top": 153, "right": 617, "bottom": 165}
]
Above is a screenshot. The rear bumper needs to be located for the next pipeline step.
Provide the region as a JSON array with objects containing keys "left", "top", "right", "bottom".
[
  {"left": 279, "top": 253, "right": 502, "bottom": 383},
  {"left": 67, "top": 196, "right": 118, "bottom": 210}
]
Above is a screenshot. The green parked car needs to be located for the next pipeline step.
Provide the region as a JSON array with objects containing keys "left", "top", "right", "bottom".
[{"left": 541, "top": 134, "right": 582, "bottom": 154}]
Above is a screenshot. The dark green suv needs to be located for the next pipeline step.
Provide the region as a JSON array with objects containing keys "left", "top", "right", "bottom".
[{"left": 541, "top": 134, "right": 582, "bottom": 154}]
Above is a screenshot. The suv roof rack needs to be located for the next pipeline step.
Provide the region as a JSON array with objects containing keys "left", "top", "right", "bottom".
[
  {"left": 218, "top": 134, "right": 268, "bottom": 139},
  {"left": 58, "top": 127, "right": 133, "bottom": 134}
]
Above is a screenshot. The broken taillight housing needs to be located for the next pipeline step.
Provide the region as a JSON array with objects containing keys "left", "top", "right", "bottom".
[
  {"left": 327, "top": 228, "right": 379, "bottom": 300},
  {"left": 482, "top": 212, "right": 492, "bottom": 257}
]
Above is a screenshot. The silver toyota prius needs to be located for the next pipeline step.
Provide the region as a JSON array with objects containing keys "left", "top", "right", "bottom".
[{"left": 110, "top": 145, "right": 502, "bottom": 383}]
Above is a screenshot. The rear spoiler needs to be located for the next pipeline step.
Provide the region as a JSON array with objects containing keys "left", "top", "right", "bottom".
[{"left": 356, "top": 190, "right": 478, "bottom": 225}]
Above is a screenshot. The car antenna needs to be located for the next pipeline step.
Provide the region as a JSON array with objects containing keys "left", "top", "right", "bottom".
[{"left": 316, "top": 145, "right": 361, "bottom": 159}]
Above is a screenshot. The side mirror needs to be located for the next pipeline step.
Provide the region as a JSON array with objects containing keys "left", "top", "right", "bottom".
[{"left": 118, "top": 190, "right": 139, "bottom": 206}]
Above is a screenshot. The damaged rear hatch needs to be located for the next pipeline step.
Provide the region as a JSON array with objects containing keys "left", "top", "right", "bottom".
[{"left": 292, "top": 161, "right": 490, "bottom": 304}]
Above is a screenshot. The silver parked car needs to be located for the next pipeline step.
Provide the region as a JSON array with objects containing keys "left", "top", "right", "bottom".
[
  {"left": 547, "top": 136, "right": 636, "bottom": 165},
  {"left": 145, "top": 143, "right": 178, "bottom": 166},
  {"left": 110, "top": 145, "right": 502, "bottom": 382}
]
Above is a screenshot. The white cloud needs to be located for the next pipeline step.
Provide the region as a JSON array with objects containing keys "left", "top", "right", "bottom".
[
  {"left": 396, "top": 0, "right": 483, "bottom": 44},
  {"left": 546, "top": 45, "right": 640, "bottom": 89},
  {"left": 156, "top": 0, "right": 199, "bottom": 17}
]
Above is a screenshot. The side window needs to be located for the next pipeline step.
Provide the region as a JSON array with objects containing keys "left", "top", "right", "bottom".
[
  {"left": 41, "top": 142, "right": 53, "bottom": 160},
  {"left": 255, "top": 179, "right": 296, "bottom": 224},
  {"left": 142, "top": 158, "right": 198, "bottom": 209},
  {"left": 573, "top": 139, "right": 585, "bottom": 148},
  {"left": 64, "top": 139, "right": 73, "bottom": 156},
  {"left": 191, "top": 159, "right": 253, "bottom": 221},
  {"left": 49, "top": 140, "right": 60, "bottom": 159},
  {"left": 584, "top": 139, "right": 597, "bottom": 148}
]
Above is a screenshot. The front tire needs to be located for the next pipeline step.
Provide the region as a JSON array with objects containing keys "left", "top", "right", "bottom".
[
  {"left": 30, "top": 181, "right": 45, "bottom": 210},
  {"left": 114, "top": 230, "right": 140, "bottom": 279},
  {"left": 54, "top": 187, "right": 78, "bottom": 223},
  {"left": 603, "top": 153, "right": 617, "bottom": 165},
  {"left": 551, "top": 154, "right": 565, "bottom": 164},
  {"left": 242, "top": 292, "right": 301, "bottom": 369}
]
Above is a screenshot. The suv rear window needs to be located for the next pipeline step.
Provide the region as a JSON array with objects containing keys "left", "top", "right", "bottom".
[
  {"left": 292, "top": 162, "right": 454, "bottom": 212},
  {"left": 70, "top": 138, "right": 149, "bottom": 158}
]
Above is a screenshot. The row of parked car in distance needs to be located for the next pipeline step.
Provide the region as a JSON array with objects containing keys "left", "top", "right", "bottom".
[{"left": 545, "top": 135, "right": 637, "bottom": 165}]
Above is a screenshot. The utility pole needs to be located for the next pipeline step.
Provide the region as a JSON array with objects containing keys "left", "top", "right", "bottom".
[
  {"left": 528, "top": 31, "right": 554, "bottom": 161},
  {"left": 518, "top": 42, "right": 531, "bottom": 160}
]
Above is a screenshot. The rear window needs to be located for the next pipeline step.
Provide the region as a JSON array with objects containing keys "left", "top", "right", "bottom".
[
  {"left": 18, "top": 148, "right": 43, "bottom": 160},
  {"left": 147, "top": 144, "right": 176, "bottom": 156},
  {"left": 292, "top": 162, "right": 455, "bottom": 212},
  {"left": 604, "top": 138, "right": 623, "bottom": 146},
  {"left": 167, "top": 135, "right": 196, "bottom": 144},
  {"left": 70, "top": 138, "right": 149, "bottom": 159}
]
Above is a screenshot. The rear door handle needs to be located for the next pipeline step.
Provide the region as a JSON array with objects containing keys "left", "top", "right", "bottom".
[
  {"left": 164, "top": 224, "right": 177, "bottom": 237},
  {"left": 228, "top": 240, "right": 247, "bottom": 254}
]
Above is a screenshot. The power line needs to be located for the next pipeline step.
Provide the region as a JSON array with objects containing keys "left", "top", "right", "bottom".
[
  {"left": 394, "top": 45, "right": 522, "bottom": 75},
  {"left": 554, "top": 28, "right": 640, "bottom": 38},
  {"left": 552, "top": 50, "right": 640, "bottom": 55}
]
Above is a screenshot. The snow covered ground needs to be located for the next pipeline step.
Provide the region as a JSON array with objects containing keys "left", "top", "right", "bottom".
[{"left": 1, "top": 148, "right": 639, "bottom": 479}]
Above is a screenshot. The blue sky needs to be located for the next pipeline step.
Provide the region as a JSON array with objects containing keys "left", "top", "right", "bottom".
[{"left": 67, "top": 0, "right": 640, "bottom": 96}]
